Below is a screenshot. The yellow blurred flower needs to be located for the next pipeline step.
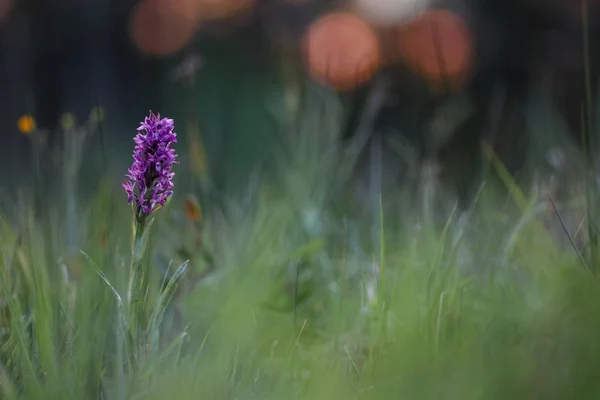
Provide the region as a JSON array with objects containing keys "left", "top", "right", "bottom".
[{"left": 17, "top": 115, "right": 36, "bottom": 134}]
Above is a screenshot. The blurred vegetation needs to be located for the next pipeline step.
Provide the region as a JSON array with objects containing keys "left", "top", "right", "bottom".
[
  {"left": 2, "top": 1, "right": 600, "bottom": 399},
  {"left": 1, "top": 86, "right": 600, "bottom": 398}
]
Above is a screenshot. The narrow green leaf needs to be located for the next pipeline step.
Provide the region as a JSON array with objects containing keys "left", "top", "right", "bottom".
[
  {"left": 481, "top": 142, "right": 527, "bottom": 212},
  {"left": 143, "top": 327, "right": 189, "bottom": 378},
  {"left": 80, "top": 251, "right": 122, "bottom": 308},
  {"left": 148, "top": 259, "right": 189, "bottom": 355}
]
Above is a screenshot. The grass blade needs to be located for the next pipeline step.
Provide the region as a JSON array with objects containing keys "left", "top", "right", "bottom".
[
  {"left": 80, "top": 251, "right": 122, "bottom": 308},
  {"left": 148, "top": 260, "right": 189, "bottom": 355}
]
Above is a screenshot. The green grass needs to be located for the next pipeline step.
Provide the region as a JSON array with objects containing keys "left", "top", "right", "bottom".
[{"left": 2, "top": 93, "right": 600, "bottom": 399}]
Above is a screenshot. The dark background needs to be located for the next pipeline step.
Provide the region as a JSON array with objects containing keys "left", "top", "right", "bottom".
[
  {"left": 0, "top": 0, "right": 299, "bottom": 191},
  {"left": 2, "top": 0, "right": 600, "bottom": 199},
  {"left": 0, "top": 0, "right": 159, "bottom": 186}
]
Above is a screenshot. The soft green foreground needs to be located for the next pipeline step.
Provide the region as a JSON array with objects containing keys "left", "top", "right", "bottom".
[
  {"left": 2, "top": 99, "right": 600, "bottom": 399},
  {"left": 5, "top": 179, "right": 600, "bottom": 400}
]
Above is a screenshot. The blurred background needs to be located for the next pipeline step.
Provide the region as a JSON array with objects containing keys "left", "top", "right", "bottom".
[
  {"left": 4, "top": 3, "right": 600, "bottom": 397},
  {"left": 1, "top": 0, "right": 600, "bottom": 202},
  {"left": 0, "top": 0, "right": 314, "bottom": 191}
]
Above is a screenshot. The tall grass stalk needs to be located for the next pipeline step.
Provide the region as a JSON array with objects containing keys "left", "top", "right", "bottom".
[{"left": 582, "top": 0, "right": 599, "bottom": 270}]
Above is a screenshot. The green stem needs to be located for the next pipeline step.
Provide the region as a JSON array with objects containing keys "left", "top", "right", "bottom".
[{"left": 128, "top": 212, "right": 149, "bottom": 361}]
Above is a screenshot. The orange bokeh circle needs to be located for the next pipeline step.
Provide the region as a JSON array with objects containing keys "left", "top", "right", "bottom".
[
  {"left": 303, "top": 12, "right": 382, "bottom": 92},
  {"left": 129, "top": 0, "right": 202, "bottom": 56},
  {"left": 395, "top": 9, "right": 473, "bottom": 92}
]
